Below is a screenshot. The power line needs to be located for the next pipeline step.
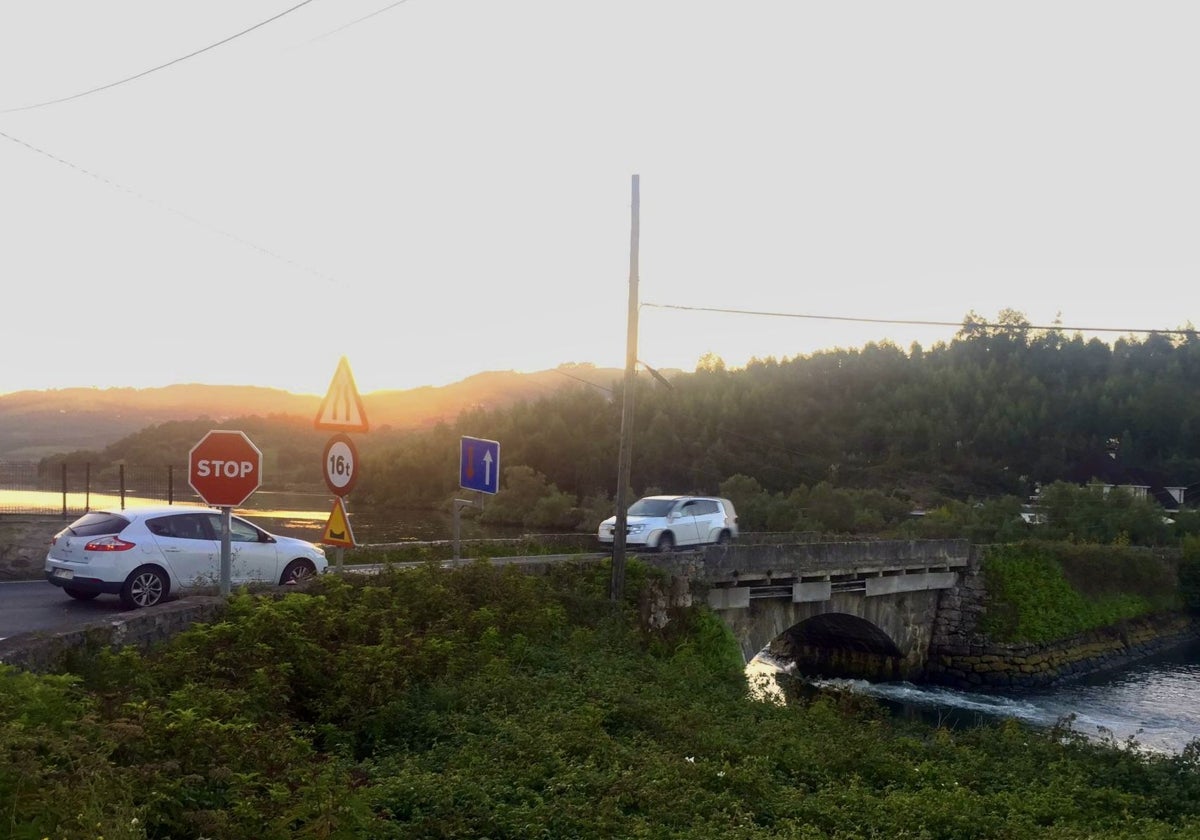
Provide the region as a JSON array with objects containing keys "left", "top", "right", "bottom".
[
  {"left": 0, "top": 128, "right": 338, "bottom": 288},
  {"left": 1, "top": 0, "right": 318, "bottom": 114},
  {"left": 642, "top": 303, "right": 1197, "bottom": 337},
  {"left": 551, "top": 368, "right": 614, "bottom": 394},
  {"left": 308, "top": 0, "right": 414, "bottom": 43}
]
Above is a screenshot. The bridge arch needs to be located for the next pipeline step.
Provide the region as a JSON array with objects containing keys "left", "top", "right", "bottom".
[
  {"left": 715, "top": 589, "right": 942, "bottom": 680},
  {"left": 645, "top": 539, "right": 969, "bottom": 681},
  {"left": 771, "top": 612, "right": 906, "bottom": 682}
]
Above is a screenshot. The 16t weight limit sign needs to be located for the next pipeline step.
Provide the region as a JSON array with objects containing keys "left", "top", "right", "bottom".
[{"left": 322, "top": 433, "right": 360, "bottom": 497}]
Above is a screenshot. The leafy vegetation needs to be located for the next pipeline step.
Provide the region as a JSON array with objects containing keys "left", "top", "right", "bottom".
[
  {"left": 4, "top": 561, "right": 1200, "bottom": 838},
  {"left": 978, "top": 542, "right": 1183, "bottom": 643},
  {"left": 8, "top": 313, "right": 1200, "bottom": 837},
  {"left": 1177, "top": 537, "right": 1200, "bottom": 613},
  {"left": 35, "top": 312, "right": 1200, "bottom": 546}
]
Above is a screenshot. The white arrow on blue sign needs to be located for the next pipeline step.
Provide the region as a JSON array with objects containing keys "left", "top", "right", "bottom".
[{"left": 459, "top": 436, "right": 500, "bottom": 494}]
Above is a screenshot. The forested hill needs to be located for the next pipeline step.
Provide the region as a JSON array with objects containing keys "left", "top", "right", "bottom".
[
  {"left": 27, "top": 322, "right": 1200, "bottom": 522},
  {"left": 0, "top": 365, "right": 628, "bottom": 459},
  {"left": 353, "top": 322, "right": 1200, "bottom": 515}
]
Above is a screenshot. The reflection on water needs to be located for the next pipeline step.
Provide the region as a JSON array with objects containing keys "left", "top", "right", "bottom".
[
  {"left": 0, "top": 488, "right": 526, "bottom": 545},
  {"left": 755, "top": 640, "right": 1200, "bottom": 755},
  {"left": 745, "top": 654, "right": 789, "bottom": 705}
]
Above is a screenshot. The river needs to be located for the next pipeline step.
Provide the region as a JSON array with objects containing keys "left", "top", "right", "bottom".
[
  {"left": 0, "top": 488, "right": 531, "bottom": 545},
  {"left": 753, "top": 638, "right": 1200, "bottom": 755}
]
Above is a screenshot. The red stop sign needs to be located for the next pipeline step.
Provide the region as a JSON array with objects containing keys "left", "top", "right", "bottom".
[{"left": 188, "top": 430, "right": 263, "bottom": 507}]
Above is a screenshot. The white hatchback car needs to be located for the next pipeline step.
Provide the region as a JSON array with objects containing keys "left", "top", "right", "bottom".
[
  {"left": 598, "top": 495, "right": 739, "bottom": 551},
  {"left": 45, "top": 505, "right": 328, "bottom": 609}
]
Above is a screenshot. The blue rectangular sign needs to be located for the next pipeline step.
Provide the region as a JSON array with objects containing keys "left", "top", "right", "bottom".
[{"left": 459, "top": 436, "right": 500, "bottom": 494}]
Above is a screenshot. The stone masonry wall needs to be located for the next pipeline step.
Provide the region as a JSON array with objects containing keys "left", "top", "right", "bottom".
[
  {"left": 926, "top": 546, "right": 1199, "bottom": 690},
  {"left": 0, "top": 515, "right": 69, "bottom": 580},
  {"left": 0, "top": 597, "right": 229, "bottom": 674}
]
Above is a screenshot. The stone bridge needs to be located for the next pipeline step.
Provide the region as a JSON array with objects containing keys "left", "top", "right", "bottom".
[{"left": 644, "top": 539, "right": 971, "bottom": 681}]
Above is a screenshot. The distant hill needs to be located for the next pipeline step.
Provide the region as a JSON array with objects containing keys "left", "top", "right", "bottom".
[{"left": 0, "top": 364, "right": 638, "bottom": 460}]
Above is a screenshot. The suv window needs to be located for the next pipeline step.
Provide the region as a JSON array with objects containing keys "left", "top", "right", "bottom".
[
  {"left": 64, "top": 512, "right": 130, "bottom": 537},
  {"left": 628, "top": 498, "right": 676, "bottom": 517},
  {"left": 691, "top": 500, "right": 719, "bottom": 516}
]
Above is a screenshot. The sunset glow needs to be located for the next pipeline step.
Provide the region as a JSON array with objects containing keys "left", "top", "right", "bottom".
[{"left": 3, "top": 2, "right": 1195, "bottom": 396}]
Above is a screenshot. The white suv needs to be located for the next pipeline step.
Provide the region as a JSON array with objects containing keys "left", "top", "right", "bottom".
[{"left": 597, "top": 495, "right": 738, "bottom": 551}]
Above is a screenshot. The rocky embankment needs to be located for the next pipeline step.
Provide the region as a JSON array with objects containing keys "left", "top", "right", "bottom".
[{"left": 927, "top": 550, "right": 1199, "bottom": 689}]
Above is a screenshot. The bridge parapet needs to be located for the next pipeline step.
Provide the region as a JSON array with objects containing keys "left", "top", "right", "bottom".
[{"left": 645, "top": 539, "right": 970, "bottom": 610}]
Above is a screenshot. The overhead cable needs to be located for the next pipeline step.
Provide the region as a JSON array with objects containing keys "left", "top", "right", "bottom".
[
  {"left": 642, "top": 303, "right": 1196, "bottom": 337},
  {"left": 0, "top": 128, "right": 338, "bottom": 288},
  {"left": 1, "top": 0, "right": 318, "bottom": 113},
  {"left": 308, "top": 0, "right": 414, "bottom": 43}
]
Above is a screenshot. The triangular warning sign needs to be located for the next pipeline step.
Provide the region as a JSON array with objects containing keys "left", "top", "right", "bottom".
[
  {"left": 321, "top": 497, "right": 356, "bottom": 548},
  {"left": 315, "top": 356, "right": 369, "bottom": 432}
]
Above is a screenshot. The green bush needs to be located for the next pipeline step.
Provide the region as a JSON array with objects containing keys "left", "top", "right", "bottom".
[
  {"left": 978, "top": 542, "right": 1180, "bottom": 643},
  {"left": 1181, "top": 536, "right": 1200, "bottom": 613},
  {"left": 3, "top": 560, "right": 1200, "bottom": 838}
]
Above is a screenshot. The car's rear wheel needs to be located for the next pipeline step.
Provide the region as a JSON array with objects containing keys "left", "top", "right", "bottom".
[
  {"left": 64, "top": 586, "right": 99, "bottom": 601},
  {"left": 280, "top": 558, "right": 316, "bottom": 586},
  {"left": 716, "top": 530, "right": 731, "bottom": 545},
  {"left": 657, "top": 533, "right": 675, "bottom": 553},
  {"left": 120, "top": 566, "right": 168, "bottom": 609}
]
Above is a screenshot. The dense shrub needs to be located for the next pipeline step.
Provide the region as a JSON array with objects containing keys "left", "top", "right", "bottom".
[
  {"left": 978, "top": 542, "right": 1181, "bottom": 643},
  {"left": 2, "top": 559, "right": 1199, "bottom": 838}
]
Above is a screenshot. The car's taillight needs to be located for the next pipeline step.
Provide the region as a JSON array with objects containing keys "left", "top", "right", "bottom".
[{"left": 83, "top": 536, "right": 136, "bottom": 552}]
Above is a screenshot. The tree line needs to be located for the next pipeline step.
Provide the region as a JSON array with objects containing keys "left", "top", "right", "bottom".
[{"left": 43, "top": 310, "right": 1200, "bottom": 544}]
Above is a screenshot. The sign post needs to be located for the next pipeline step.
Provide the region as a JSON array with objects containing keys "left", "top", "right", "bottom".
[
  {"left": 188, "top": 430, "right": 263, "bottom": 596},
  {"left": 315, "top": 358, "right": 369, "bottom": 570},
  {"left": 455, "top": 436, "right": 500, "bottom": 559}
]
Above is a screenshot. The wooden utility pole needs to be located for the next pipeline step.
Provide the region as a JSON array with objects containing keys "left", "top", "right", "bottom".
[{"left": 611, "top": 174, "right": 640, "bottom": 601}]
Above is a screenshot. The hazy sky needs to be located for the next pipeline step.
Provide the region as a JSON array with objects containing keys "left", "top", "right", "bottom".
[{"left": 2, "top": 2, "right": 1196, "bottom": 396}]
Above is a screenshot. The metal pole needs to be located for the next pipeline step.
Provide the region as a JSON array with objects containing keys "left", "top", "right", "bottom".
[
  {"left": 338, "top": 497, "right": 348, "bottom": 571},
  {"left": 612, "top": 173, "right": 640, "bottom": 601},
  {"left": 453, "top": 500, "right": 463, "bottom": 560},
  {"left": 219, "top": 505, "right": 232, "bottom": 596},
  {"left": 61, "top": 463, "right": 67, "bottom": 517},
  {"left": 452, "top": 498, "right": 479, "bottom": 560}
]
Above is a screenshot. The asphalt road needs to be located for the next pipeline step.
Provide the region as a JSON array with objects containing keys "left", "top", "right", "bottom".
[{"left": 0, "top": 579, "right": 131, "bottom": 642}]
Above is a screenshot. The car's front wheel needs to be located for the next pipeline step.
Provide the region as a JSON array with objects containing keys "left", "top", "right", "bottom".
[
  {"left": 120, "top": 566, "right": 168, "bottom": 609},
  {"left": 657, "top": 533, "right": 675, "bottom": 553},
  {"left": 280, "top": 558, "right": 316, "bottom": 586},
  {"left": 64, "top": 586, "right": 99, "bottom": 601}
]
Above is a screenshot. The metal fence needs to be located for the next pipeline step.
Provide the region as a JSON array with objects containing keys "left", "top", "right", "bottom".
[{"left": 0, "top": 462, "right": 198, "bottom": 516}]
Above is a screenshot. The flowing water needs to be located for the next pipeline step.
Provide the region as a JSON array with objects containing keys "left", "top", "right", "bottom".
[{"left": 754, "top": 638, "right": 1200, "bottom": 754}]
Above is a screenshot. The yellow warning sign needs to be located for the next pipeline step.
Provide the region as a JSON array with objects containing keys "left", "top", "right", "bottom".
[
  {"left": 315, "top": 356, "right": 369, "bottom": 432},
  {"left": 321, "top": 497, "right": 356, "bottom": 548}
]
